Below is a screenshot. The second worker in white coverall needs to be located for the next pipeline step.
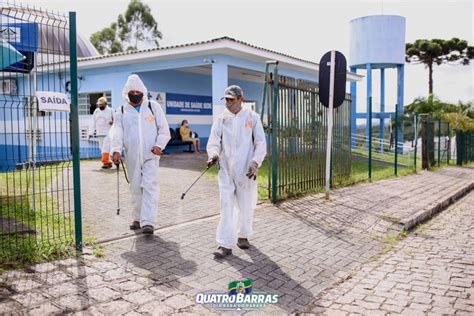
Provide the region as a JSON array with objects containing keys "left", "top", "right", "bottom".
[
  {"left": 110, "top": 74, "right": 171, "bottom": 235},
  {"left": 207, "top": 85, "right": 267, "bottom": 258},
  {"left": 88, "top": 96, "right": 114, "bottom": 169}
]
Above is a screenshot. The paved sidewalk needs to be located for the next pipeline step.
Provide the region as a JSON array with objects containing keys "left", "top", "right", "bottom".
[
  {"left": 313, "top": 191, "right": 474, "bottom": 315},
  {"left": 1, "top": 165, "right": 473, "bottom": 314},
  {"left": 80, "top": 153, "right": 220, "bottom": 242}
]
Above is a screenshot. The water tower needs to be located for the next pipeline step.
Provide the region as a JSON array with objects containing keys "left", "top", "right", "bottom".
[{"left": 349, "top": 15, "right": 406, "bottom": 151}]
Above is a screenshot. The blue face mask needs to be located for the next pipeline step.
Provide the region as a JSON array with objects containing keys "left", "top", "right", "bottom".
[{"left": 128, "top": 92, "right": 143, "bottom": 105}]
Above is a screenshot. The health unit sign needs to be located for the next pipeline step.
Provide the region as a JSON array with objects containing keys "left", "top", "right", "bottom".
[{"left": 166, "top": 93, "right": 212, "bottom": 116}]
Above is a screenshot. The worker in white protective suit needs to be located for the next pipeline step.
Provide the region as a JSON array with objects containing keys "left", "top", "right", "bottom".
[
  {"left": 110, "top": 74, "right": 171, "bottom": 235},
  {"left": 207, "top": 85, "right": 267, "bottom": 258},
  {"left": 88, "top": 96, "right": 114, "bottom": 169}
]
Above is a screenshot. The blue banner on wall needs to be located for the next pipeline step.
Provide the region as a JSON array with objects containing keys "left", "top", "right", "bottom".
[{"left": 166, "top": 93, "right": 212, "bottom": 115}]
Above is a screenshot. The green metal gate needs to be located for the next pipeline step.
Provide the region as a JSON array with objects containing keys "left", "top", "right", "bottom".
[
  {"left": 0, "top": 3, "right": 82, "bottom": 267},
  {"left": 262, "top": 64, "right": 351, "bottom": 202}
]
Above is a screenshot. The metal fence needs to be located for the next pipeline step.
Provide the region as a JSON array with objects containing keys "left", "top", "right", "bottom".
[
  {"left": 262, "top": 64, "right": 351, "bottom": 202},
  {"left": 456, "top": 131, "right": 474, "bottom": 166},
  {"left": 417, "top": 116, "right": 453, "bottom": 170},
  {"left": 352, "top": 112, "right": 459, "bottom": 177},
  {"left": 0, "top": 3, "right": 81, "bottom": 266}
]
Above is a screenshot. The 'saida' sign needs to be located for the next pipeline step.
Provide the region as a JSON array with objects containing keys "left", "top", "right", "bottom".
[{"left": 36, "top": 91, "right": 70, "bottom": 112}]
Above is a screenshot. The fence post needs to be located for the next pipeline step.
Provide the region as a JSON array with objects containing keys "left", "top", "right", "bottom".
[
  {"left": 394, "top": 104, "right": 398, "bottom": 176},
  {"left": 414, "top": 113, "right": 418, "bottom": 172},
  {"left": 69, "top": 12, "right": 83, "bottom": 251},
  {"left": 447, "top": 124, "right": 450, "bottom": 164},
  {"left": 456, "top": 130, "right": 463, "bottom": 166},
  {"left": 271, "top": 67, "right": 279, "bottom": 203},
  {"left": 438, "top": 119, "right": 441, "bottom": 167}
]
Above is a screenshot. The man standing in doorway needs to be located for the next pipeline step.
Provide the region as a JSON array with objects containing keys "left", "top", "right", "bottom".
[
  {"left": 207, "top": 85, "right": 267, "bottom": 258},
  {"left": 88, "top": 96, "right": 114, "bottom": 169},
  {"left": 110, "top": 74, "right": 170, "bottom": 235}
]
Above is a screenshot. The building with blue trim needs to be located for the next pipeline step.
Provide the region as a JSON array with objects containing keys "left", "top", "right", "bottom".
[
  {"left": 1, "top": 36, "right": 363, "bottom": 171},
  {"left": 73, "top": 37, "right": 362, "bottom": 153}
]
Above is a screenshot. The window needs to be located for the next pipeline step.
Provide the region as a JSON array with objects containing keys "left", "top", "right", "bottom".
[
  {"left": 0, "top": 79, "right": 18, "bottom": 95},
  {"left": 78, "top": 91, "right": 112, "bottom": 115}
]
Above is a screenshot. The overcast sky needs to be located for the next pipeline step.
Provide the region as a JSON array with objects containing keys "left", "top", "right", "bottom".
[{"left": 15, "top": 0, "right": 474, "bottom": 111}]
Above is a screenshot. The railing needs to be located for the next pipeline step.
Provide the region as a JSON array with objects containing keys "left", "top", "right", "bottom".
[{"left": 351, "top": 134, "right": 413, "bottom": 168}]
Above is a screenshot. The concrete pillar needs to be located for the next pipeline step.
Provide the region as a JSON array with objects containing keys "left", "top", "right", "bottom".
[{"left": 212, "top": 62, "right": 228, "bottom": 123}]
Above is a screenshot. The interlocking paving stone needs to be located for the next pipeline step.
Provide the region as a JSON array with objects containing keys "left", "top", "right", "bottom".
[
  {"left": 80, "top": 155, "right": 220, "bottom": 242},
  {"left": 314, "top": 191, "right": 474, "bottom": 314},
  {"left": 1, "top": 164, "right": 472, "bottom": 314}
]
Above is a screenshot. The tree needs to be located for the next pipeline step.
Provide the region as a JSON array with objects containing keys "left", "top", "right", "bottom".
[
  {"left": 90, "top": 23, "right": 123, "bottom": 54},
  {"left": 405, "top": 96, "right": 474, "bottom": 132},
  {"left": 119, "top": 0, "right": 162, "bottom": 51},
  {"left": 405, "top": 38, "right": 474, "bottom": 95},
  {"left": 442, "top": 101, "right": 474, "bottom": 132},
  {"left": 90, "top": 0, "right": 162, "bottom": 54},
  {"left": 405, "top": 95, "right": 456, "bottom": 119}
]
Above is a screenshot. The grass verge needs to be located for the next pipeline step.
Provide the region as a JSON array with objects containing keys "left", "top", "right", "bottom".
[{"left": 0, "top": 164, "right": 76, "bottom": 270}]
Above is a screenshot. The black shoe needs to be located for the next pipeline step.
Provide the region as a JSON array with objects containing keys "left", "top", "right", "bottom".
[
  {"left": 129, "top": 221, "right": 140, "bottom": 230},
  {"left": 142, "top": 225, "right": 154, "bottom": 235},
  {"left": 213, "top": 247, "right": 232, "bottom": 259},
  {"left": 237, "top": 238, "right": 250, "bottom": 249}
]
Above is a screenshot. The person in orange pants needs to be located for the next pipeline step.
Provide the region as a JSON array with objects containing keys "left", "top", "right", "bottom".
[{"left": 88, "top": 96, "right": 114, "bottom": 169}]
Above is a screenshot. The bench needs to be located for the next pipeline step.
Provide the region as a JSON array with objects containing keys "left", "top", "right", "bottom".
[{"left": 165, "top": 127, "right": 195, "bottom": 152}]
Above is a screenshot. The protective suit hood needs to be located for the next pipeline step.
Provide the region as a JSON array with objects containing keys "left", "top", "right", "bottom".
[{"left": 122, "top": 74, "right": 149, "bottom": 104}]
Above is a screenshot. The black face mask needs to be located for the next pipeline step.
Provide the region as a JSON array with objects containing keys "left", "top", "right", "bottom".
[
  {"left": 128, "top": 92, "right": 143, "bottom": 105},
  {"left": 99, "top": 105, "right": 106, "bottom": 110}
]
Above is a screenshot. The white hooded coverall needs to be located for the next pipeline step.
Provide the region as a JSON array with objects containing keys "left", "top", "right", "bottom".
[
  {"left": 89, "top": 106, "right": 114, "bottom": 154},
  {"left": 110, "top": 75, "right": 171, "bottom": 227},
  {"left": 207, "top": 107, "right": 267, "bottom": 249}
]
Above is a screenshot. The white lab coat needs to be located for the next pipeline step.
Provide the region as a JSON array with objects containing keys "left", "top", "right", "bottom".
[
  {"left": 110, "top": 75, "right": 171, "bottom": 227},
  {"left": 89, "top": 106, "right": 114, "bottom": 154},
  {"left": 207, "top": 107, "right": 266, "bottom": 248}
]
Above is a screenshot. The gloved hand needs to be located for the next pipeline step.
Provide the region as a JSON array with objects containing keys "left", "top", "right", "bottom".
[
  {"left": 151, "top": 146, "right": 162, "bottom": 155},
  {"left": 246, "top": 161, "right": 259, "bottom": 180},
  {"left": 207, "top": 155, "right": 219, "bottom": 168},
  {"left": 112, "top": 152, "right": 121, "bottom": 166}
]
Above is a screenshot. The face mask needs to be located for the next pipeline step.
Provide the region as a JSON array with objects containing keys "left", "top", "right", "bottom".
[
  {"left": 128, "top": 92, "right": 143, "bottom": 105},
  {"left": 99, "top": 105, "right": 106, "bottom": 110},
  {"left": 226, "top": 99, "right": 241, "bottom": 114}
]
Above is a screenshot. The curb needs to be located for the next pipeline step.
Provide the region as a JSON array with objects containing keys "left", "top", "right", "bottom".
[{"left": 401, "top": 182, "right": 474, "bottom": 231}]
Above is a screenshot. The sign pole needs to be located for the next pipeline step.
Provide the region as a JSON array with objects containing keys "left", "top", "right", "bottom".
[
  {"left": 325, "top": 50, "right": 335, "bottom": 199},
  {"left": 319, "top": 50, "right": 346, "bottom": 199}
]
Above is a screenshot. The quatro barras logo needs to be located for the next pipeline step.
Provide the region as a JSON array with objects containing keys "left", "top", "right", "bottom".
[{"left": 195, "top": 279, "right": 279, "bottom": 311}]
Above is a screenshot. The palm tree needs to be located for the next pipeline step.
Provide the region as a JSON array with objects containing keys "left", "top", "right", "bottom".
[{"left": 405, "top": 96, "right": 474, "bottom": 132}]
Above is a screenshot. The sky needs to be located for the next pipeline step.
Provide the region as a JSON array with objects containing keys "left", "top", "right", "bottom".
[{"left": 11, "top": 0, "right": 474, "bottom": 112}]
